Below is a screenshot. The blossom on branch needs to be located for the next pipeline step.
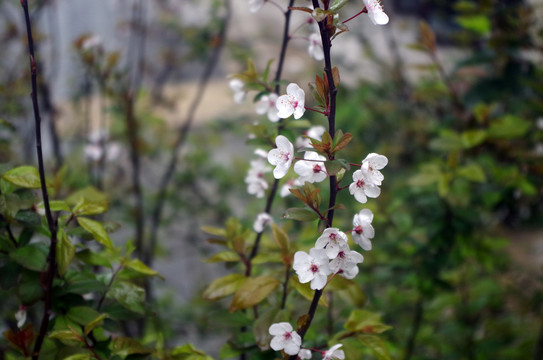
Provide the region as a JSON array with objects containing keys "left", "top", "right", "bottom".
[
  {"left": 363, "top": 0, "right": 389, "bottom": 25},
  {"left": 293, "top": 248, "right": 331, "bottom": 290},
  {"left": 280, "top": 178, "right": 303, "bottom": 197},
  {"left": 362, "top": 152, "right": 388, "bottom": 185},
  {"left": 248, "top": 0, "right": 265, "bottom": 13},
  {"left": 315, "top": 227, "right": 348, "bottom": 259},
  {"left": 308, "top": 33, "right": 324, "bottom": 61},
  {"left": 276, "top": 83, "right": 306, "bottom": 119},
  {"left": 329, "top": 243, "right": 364, "bottom": 279},
  {"left": 294, "top": 151, "right": 327, "bottom": 183},
  {"left": 229, "top": 78, "right": 247, "bottom": 104},
  {"left": 349, "top": 168, "right": 381, "bottom": 203},
  {"left": 296, "top": 125, "right": 326, "bottom": 150},
  {"left": 268, "top": 135, "right": 295, "bottom": 179},
  {"left": 352, "top": 208, "right": 375, "bottom": 250},
  {"left": 245, "top": 149, "right": 271, "bottom": 198},
  {"left": 269, "top": 322, "right": 302, "bottom": 356},
  {"left": 323, "top": 344, "right": 345, "bottom": 360},
  {"left": 253, "top": 212, "right": 273, "bottom": 232},
  {"left": 298, "top": 349, "right": 313, "bottom": 359},
  {"left": 256, "top": 93, "right": 280, "bottom": 122}
]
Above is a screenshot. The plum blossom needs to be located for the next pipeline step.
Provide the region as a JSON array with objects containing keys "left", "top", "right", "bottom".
[
  {"left": 294, "top": 151, "right": 327, "bottom": 183},
  {"left": 245, "top": 149, "right": 271, "bottom": 198},
  {"left": 296, "top": 125, "right": 326, "bottom": 150},
  {"left": 349, "top": 168, "right": 381, "bottom": 203},
  {"left": 254, "top": 212, "right": 273, "bottom": 233},
  {"left": 315, "top": 228, "right": 348, "bottom": 259},
  {"left": 15, "top": 306, "right": 27, "bottom": 329},
  {"left": 298, "top": 349, "right": 312, "bottom": 359},
  {"left": 352, "top": 209, "right": 375, "bottom": 250},
  {"left": 276, "top": 83, "right": 305, "bottom": 119},
  {"left": 256, "top": 93, "right": 280, "bottom": 122},
  {"left": 229, "top": 78, "right": 247, "bottom": 104},
  {"left": 362, "top": 153, "right": 388, "bottom": 185},
  {"left": 323, "top": 344, "right": 345, "bottom": 360},
  {"left": 308, "top": 33, "right": 324, "bottom": 61},
  {"left": 329, "top": 243, "right": 364, "bottom": 279},
  {"left": 363, "top": 0, "right": 389, "bottom": 25},
  {"left": 269, "top": 322, "right": 302, "bottom": 356},
  {"left": 82, "top": 35, "right": 102, "bottom": 51},
  {"left": 268, "top": 135, "right": 295, "bottom": 179},
  {"left": 293, "top": 248, "right": 331, "bottom": 290},
  {"left": 248, "top": 0, "right": 265, "bottom": 13},
  {"left": 280, "top": 178, "right": 303, "bottom": 197}
]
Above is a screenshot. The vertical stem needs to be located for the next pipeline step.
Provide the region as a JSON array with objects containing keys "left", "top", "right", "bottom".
[
  {"left": 402, "top": 297, "right": 424, "bottom": 360},
  {"left": 288, "top": 3, "right": 340, "bottom": 356},
  {"left": 20, "top": 1, "right": 58, "bottom": 359}
]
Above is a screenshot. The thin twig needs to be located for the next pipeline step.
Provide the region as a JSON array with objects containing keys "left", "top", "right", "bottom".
[{"left": 20, "top": 1, "right": 58, "bottom": 359}]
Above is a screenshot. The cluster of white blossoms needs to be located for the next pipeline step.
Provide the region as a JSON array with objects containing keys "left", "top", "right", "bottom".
[
  {"left": 245, "top": 149, "right": 271, "bottom": 198},
  {"left": 268, "top": 322, "right": 345, "bottom": 359}
]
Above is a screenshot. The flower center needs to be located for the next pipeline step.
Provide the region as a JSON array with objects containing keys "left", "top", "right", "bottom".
[
  {"left": 313, "top": 164, "right": 322, "bottom": 173},
  {"left": 356, "top": 179, "right": 365, "bottom": 188},
  {"left": 329, "top": 233, "right": 337, "bottom": 241},
  {"left": 338, "top": 251, "right": 345, "bottom": 258},
  {"left": 283, "top": 331, "right": 292, "bottom": 340},
  {"left": 354, "top": 225, "right": 363, "bottom": 234},
  {"left": 310, "top": 264, "right": 319, "bottom": 273}
]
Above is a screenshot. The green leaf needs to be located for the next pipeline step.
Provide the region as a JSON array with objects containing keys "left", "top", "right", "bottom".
[
  {"left": 67, "top": 187, "right": 109, "bottom": 215},
  {"left": 63, "top": 354, "right": 92, "bottom": 360},
  {"left": 76, "top": 249, "right": 112, "bottom": 268},
  {"left": 271, "top": 224, "right": 290, "bottom": 254},
  {"left": 456, "top": 14, "right": 491, "bottom": 35},
  {"left": 201, "top": 226, "right": 226, "bottom": 237},
  {"left": 37, "top": 200, "right": 71, "bottom": 213},
  {"left": 203, "top": 250, "right": 240, "bottom": 263},
  {"left": 358, "top": 334, "right": 391, "bottom": 360},
  {"left": 108, "top": 281, "right": 145, "bottom": 314},
  {"left": 67, "top": 306, "right": 101, "bottom": 326},
  {"left": 125, "top": 259, "right": 165, "bottom": 280},
  {"left": 48, "top": 330, "right": 81, "bottom": 342},
  {"left": 76, "top": 217, "right": 114, "bottom": 249},
  {"left": 10, "top": 243, "right": 48, "bottom": 272},
  {"left": 461, "top": 130, "right": 486, "bottom": 148},
  {"left": 2, "top": 166, "right": 41, "bottom": 189},
  {"left": 282, "top": 208, "right": 319, "bottom": 222},
  {"left": 84, "top": 314, "right": 108, "bottom": 336},
  {"left": 289, "top": 278, "right": 328, "bottom": 307},
  {"left": 456, "top": 163, "right": 486, "bottom": 182},
  {"left": 112, "top": 337, "right": 153, "bottom": 357},
  {"left": 345, "top": 309, "right": 392, "bottom": 334},
  {"left": 488, "top": 115, "right": 530, "bottom": 139},
  {"left": 172, "top": 343, "right": 213, "bottom": 360},
  {"left": 203, "top": 274, "right": 247, "bottom": 300},
  {"left": 429, "top": 130, "right": 463, "bottom": 152},
  {"left": 18, "top": 270, "right": 44, "bottom": 304},
  {"left": 325, "top": 160, "right": 343, "bottom": 176},
  {"left": 57, "top": 229, "right": 75, "bottom": 277},
  {"left": 229, "top": 276, "right": 279, "bottom": 312},
  {"left": 330, "top": 0, "right": 348, "bottom": 11}
]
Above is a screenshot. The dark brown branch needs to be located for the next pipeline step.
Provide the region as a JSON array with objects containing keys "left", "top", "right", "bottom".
[
  {"left": 20, "top": 1, "right": 59, "bottom": 359},
  {"left": 288, "top": 2, "right": 340, "bottom": 356}
]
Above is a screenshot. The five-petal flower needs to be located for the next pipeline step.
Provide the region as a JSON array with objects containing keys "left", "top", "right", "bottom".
[
  {"left": 276, "top": 83, "right": 306, "bottom": 119},
  {"left": 329, "top": 243, "right": 364, "bottom": 279},
  {"left": 362, "top": 152, "right": 388, "bottom": 185},
  {"left": 269, "top": 322, "right": 302, "bottom": 356},
  {"left": 256, "top": 93, "right": 280, "bottom": 122},
  {"left": 349, "top": 169, "right": 381, "bottom": 203},
  {"left": 294, "top": 151, "right": 327, "bottom": 184},
  {"left": 352, "top": 208, "right": 375, "bottom": 250},
  {"left": 363, "top": 0, "right": 389, "bottom": 25},
  {"left": 268, "top": 135, "right": 295, "bottom": 179},
  {"left": 315, "top": 228, "right": 348, "bottom": 259},
  {"left": 293, "top": 248, "right": 331, "bottom": 290}
]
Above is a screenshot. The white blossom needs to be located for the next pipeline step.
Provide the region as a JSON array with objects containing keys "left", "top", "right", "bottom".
[
  {"left": 248, "top": 0, "right": 265, "bottom": 13},
  {"left": 229, "top": 78, "right": 247, "bottom": 104},
  {"left": 298, "top": 349, "right": 312, "bottom": 359},
  {"left": 269, "top": 322, "right": 302, "bottom": 356},
  {"left": 315, "top": 228, "right": 348, "bottom": 259},
  {"left": 352, "top": 209, "right": 375, "bottom": 250},
  {"left": 82, "top": 35, "right": 102, "bottom": 51},
  {"left": 362, "top": 153, "right": 388, "bottom": 185},
  {"left": 293, "top": 248, "right": 331, "bottom": 290},
  {"left": 280, "top": 178, "right": 303, "bottom": 197},
  {"left": 308, "top": 33, "right": 324, "bottom": 61},
  {"left": 254, "top": 212, "right": 273, "bottom": 233},
  {"left": 323, "top": 344, "right": 345, "bottom": 360},
  {"left": 268, "top": 135, "right": 295, "bottom": 179},
  {"left": 245, "top": 151, "right": 271, "bottom": 198},
  {"left": 349, "top": 169, "right": 381, "bottom": 203},
  {"left": 15, "top": 307, "right": 26, "bottom": 329},
  {"left": 294, "top": 151, "right": 327, "bottom": 184},
  {"left": 329, "top": 243, "right": 364, "bottom": 279},
  {"left": 276, "top": 83, "right": 306, "bottom": 119},
  {"left": 296, "top": 125, "right": 326, "bottom": 150},
  {"left": 363, "top": 0, "right": 389, "bottom": 25},
  {"left": 256, "top": 93, "right": 280, "bottom": 122}
]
